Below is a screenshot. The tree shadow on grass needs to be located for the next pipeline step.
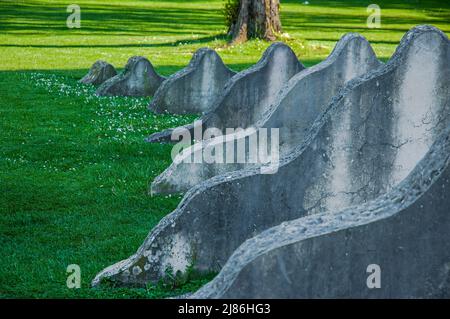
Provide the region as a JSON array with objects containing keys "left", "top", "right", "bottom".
[
  {"left": 282, "top": 0, "right": 450, "bottom": 10},
  {"left": 0, "top": 34, "right": 229, "bottom": 49},
  {"left": 0, "top": 1, "right": 225, "bottom": 35},
  {"left": 2, "top": 0, "right": 448, "bottom": 57}
]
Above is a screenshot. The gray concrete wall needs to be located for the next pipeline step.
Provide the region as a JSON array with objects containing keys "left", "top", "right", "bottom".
[
  {"left": 151, "top": 33, "right": 381, "bottom": 194},
  {"left": 192, "top": 125, "right": 450, "bottom": 298},
  {"left": 79, "top": 60, "right": 117, "bottom": 86},
  {"left": 149, "top": 48, "right": 236, "bottom": 115},
  {"left": 145, "top": 43, "right": 304, "bottom": 142},
  {"left": 91, "top": 26, "right": 449, "bottom": 289},
  {"left": 191, "top": 25, "right": 450, "bottom": 299},
  {"left": 96, "top": 56, "right": 165, "bottom": 97}
]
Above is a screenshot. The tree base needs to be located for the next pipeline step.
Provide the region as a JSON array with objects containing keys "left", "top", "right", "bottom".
[{"left": 230, "top": 0, "right": 282, "bottom": 44}]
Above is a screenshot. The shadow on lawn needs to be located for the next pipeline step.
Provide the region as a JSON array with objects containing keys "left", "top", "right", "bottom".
[
  {"left": 0, "top": 1, "right": 225, "bottom": 35},
  {"left": 282, "top": 0, "right": 450, "bottom": 11},
  {"left": 0, "top": 34, "right": 229, "bottom": 49},
  {"left": 1, "top": 0, "right": 449, "bottom": 42}
]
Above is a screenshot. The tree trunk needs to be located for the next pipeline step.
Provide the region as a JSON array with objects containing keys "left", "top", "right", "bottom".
[{"left": 230, "top": 0, "right": 282, "bottom": 44}]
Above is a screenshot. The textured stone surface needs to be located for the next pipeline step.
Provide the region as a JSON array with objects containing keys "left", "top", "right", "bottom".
[
  {"left": 91, "top": 26, "right": 449, "bottom": 290},
  {"left": 145, "top": 42, "right": 305, "bottom": 142},
  {"left": 192, "top": 126, "right": 450, "bottom": 298},
  {"left": 189, "top": 25, "right": 450, "bottom": 299},
  {"left": 79, "top": 60, "right": 117, "bottom": 86},
  {"left": 96, "top": 56, "right": 165, "bottom": 97},
  {"left": 151, "top": 33, "right": 381, "bottom": 194},
  {"left": 149, "top": 48, "right": 236, "bottom": 115}
]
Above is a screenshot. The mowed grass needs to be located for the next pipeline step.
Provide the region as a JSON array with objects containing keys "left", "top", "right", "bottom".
[
  {"left": 1, "top": 0, "right": 449, "bottom": 72},
  {"left": 0, "top": 71, "right": 202, "bottom": 298},
  {"left": 0, "top": 0, "right": 449, "bottom": 298}
]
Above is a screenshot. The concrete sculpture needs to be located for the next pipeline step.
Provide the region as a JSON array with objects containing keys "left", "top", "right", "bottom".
[
  {"left": 79, "top": 60, "right": 117, "bottom": 86},
  {"left": 96, "top": 56, "right": 165, "bottom": 97},
  {"left": 149, "top": 48, "right": 236, "bottom": 115},
  {"left": 151, "top": 33, "right": 381, "bottom": 194},
  {"left": 146, "top": 42, "right": 305, "bottom": 143},
  {"left": 92, "top": 26, "right": 449, "bottom": 296}
]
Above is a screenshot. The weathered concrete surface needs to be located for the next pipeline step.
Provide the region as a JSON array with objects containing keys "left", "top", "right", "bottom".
[
  {"left": 191, "top": 25, "right": 450, "bottom": 298},
  {"left": 149, "top": 48, "right": 236, "bottom": 115},
  {"left": 192, "top": 125, "right": 450, "bottom": 298},
  {"left": 145, "top": 42, "right": 305, "bottom": 142},
  {"left": 96, "top": 56, "right": 165, "bottom": 97},
  {"left": 151, "top": 33, "right": 381, "bottom": 194},
  {"left": 79, "top": 60, "right": 117, "bottom": 86},
  {"left": 91, "top": 26, "right": 449, "bottom": 288}
]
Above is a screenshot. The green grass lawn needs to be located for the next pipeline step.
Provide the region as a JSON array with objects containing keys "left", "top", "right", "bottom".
[{"left": 0, "top": 0, "right": 449, "bottom": 298}]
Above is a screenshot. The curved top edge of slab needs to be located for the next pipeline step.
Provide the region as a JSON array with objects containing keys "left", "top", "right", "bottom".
[
  {"left": 192, "top": 124, "right": 450, "bottom": 298},
  {"left": 149, "top": 47, "right": 237, "bottom": 112},
  {"left": 180, "top": 25, "right": 449, "bottom": 199}
]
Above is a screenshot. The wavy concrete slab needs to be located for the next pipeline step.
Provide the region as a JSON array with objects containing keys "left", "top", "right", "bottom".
[
  {"left": 145, "top": 42, "right": 305, "bottom": 142},
  {"left": 149, "top": 48, "right": 236, "bottom": 115},
  {"left": 92, "top": 25, "right": 449, "bottom": 288},
  {"left": 151, "top": 33, "right": 381, "bottom": 194},
  {"left": 79, "top": 60, "right": 117, "bottom": 86},
  {"left": 96, "top": 56, "right": 165, "bottom": 97},
  {"left": 192, "top": 124, "right": 450, "bottom": 298},
  {"left": 192, "top": 25, "right": 450, "bottom": 298}
]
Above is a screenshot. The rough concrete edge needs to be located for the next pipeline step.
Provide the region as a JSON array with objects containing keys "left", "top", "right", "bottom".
[
  {"left": 145, "top": 42, "right": 305, "bottom": 143},
  {"left": 149, "top": 32, "right": 381, "bottom": 193},
  {"left": 148, "top": 48, "right": 237, "bottom": 114},
  {"left": 187, "top": 24, "right": 450, "bottom": 299},
  {"left": 255, "top": 32, "right": 381, "bottom": 129},
  {"left": 91, "top": 25, "right": 447, "bottom": 288},
  {"left": 191, "top": 123, "right": 450, "bottom": 299},
  {"left": 95, "top": 56, "right": 166, "bottom": 97}
]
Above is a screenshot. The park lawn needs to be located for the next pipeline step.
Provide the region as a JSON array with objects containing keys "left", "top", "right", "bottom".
[
  {"left": 1, "top": 0, "right": 449, "bottom": 73},
  {"left": 0, "top": 0, "right": 449, "bottom": 298},
  {"left": 0, "top": 71, "right": 204, "bottom": 298}
]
